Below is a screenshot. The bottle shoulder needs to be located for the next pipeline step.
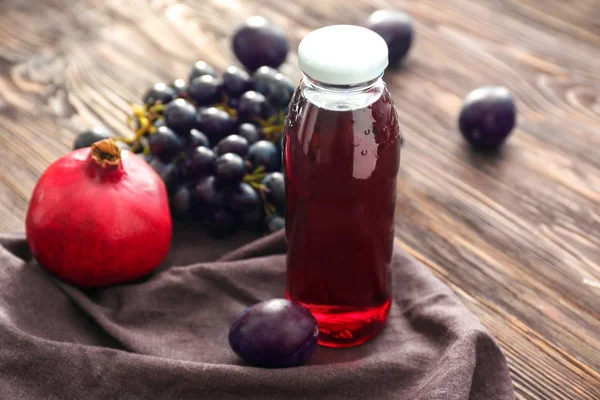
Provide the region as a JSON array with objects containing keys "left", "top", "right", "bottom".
[{"left": 285, "top": 78, "right": 400, "bottom": 142}]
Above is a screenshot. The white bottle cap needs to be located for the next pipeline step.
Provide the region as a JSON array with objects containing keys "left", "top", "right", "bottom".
[{"left": 298, "top": 25, "right": 388, "bottom": 86}]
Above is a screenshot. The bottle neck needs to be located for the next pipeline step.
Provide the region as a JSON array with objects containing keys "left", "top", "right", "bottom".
[
  {"left": 301, "top": 73, "right": 385, "bottom": 111},
  {"left": 302, "top": 73, "right": 381, "bottom": 92}
]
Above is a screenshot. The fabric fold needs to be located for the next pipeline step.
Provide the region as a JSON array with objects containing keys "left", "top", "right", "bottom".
[{"left": 0, "top": 228, "right": 514, "bottom": 399}]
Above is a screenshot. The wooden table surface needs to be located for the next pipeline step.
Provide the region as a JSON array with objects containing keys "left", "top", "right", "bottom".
[{"left": 1, "top": 0, "right": 599, "bottom": 398}]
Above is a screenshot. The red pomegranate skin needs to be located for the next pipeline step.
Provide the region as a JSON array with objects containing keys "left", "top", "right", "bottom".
[{"left": 26, "top": 142, "right": 172, "bottom": 287}]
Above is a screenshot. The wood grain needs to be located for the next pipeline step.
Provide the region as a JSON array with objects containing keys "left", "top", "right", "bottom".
[{"left": 0, "top": 0, "right": 599, "bottom": 398}]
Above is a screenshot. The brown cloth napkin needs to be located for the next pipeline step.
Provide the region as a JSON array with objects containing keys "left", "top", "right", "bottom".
[{"left": 0, "top": 225, "right": 514, "bottom": 400}]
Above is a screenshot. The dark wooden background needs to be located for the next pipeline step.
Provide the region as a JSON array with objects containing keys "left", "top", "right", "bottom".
[{"left": 1, "top": 0, "right": 599, "bottom": 398}]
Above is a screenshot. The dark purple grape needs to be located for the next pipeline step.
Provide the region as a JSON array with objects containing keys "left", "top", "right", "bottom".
[
  {"left": 188, "top": 75, "right": 223, "bottom": 106},
  {"left": 238, "top": 91, "right": 270, "bottom": 122},
  {"left": 192, "top": 175, "right": 225, "bottom": 210},
  {"left": 226, "top": 182, "right": 260, "bottom": 213},
  {"left": 241, "top": 206, "right": 264, "bottom": 228},
  {"left": 269, "top": 73, "right": 295, "bottom": 107},
  {"left": 246, "top": 140, "right": 280, "bottom": 172},
  {"left": 458, "top": 86, "right": 516, "bottom": 150},
  {"left": 365, "top": 10, "right": 413, "bottom": 66},
  {"left": 215, "top": 153, "right": 246, "bottom": 184},
  {"left": 73, "top": 126, "right": 112, "bottom": 149},
  {"left": 262, "top": 172, "right": 285, "bottom": 213},
  {"left": 189, "top": 61, "right": 218, "bottom": 82},
  {"left": 176, "top": 160, "right": 189, "bottom": 185},
  {"left": 253, "top": 67, "right": 295, "bottom": 107},
  {"left": 170, "top": 79, "right": 188, "bottom": 98},
  {"left": 185, "top": 129, "right": 210, "bottom": 148},
  {"left": 222, "top": 65, "right": 252, "bottom": 98},
  {"left": 149, "top": 126, "right": 183, "bottom": 163},
  {"left": 216, "top": 134, "right": 249, "bottom": 157},
  {"left": 197, "top": 107, "right": 236, "bottom": 143},
  {"left": 164, "top": 99, "right": 197, "bottom": 136},
  {"left": 205, "top": 208, "right": 237, "bottom": 238},
  {"left": 238, "top": 123, "right": 262, "bottom": 144},
  {"left": 232, "top": 16, "right": 288, "bottom": 71},
  {"left": 171, "top": 185, "right": 191, "bottom": 217},
  {"left": 143, "top": 82, "right": 176, "bottom": 106},
  {"left": 229, "top": 299, "right": 318, "bottom": 368},
  {"left": 252, "top": 66, "right": 278, "bottom": 95},
  {"left": 149, "top": 158, "right": 179, "bottom": 193},
  {"left": 185, "top": 146, "right": 217, "bottom": 178},
  {"left": 265, "top": 214, "right": 285, "bottom": 233}
]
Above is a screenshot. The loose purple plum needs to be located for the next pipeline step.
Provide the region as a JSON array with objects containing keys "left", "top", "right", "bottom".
[
  {"left": 229, "top": 299, "right": 318, "bottom": 368},
  {"left": 232, "top": 16, "right": 288, "bottom": 71},
  {"left": 365, "top": 10, "right": 413, "bottom": 66},
  {"left": 459, "top": 86, "right": 516, "bottom": 150}
]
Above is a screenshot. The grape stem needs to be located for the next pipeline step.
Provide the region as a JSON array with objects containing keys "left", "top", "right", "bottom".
[
  {"left": 215, "top": 94, "right": 238, "bottom": 118},
  {"left": 115, "top": 103, "right": 166, "bottom": 155},
  {"left": 258, "top": 111, "right": 285, "bottom": 144}
]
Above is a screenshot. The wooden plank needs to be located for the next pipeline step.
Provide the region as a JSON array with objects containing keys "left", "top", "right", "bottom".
[{"left": 0, "top": 0, "right": 598, "bottom": 398}]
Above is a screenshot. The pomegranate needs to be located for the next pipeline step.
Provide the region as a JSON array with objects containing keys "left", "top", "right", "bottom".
[{"left": 26, "top": 139, "right": 172, "bottom": 287}]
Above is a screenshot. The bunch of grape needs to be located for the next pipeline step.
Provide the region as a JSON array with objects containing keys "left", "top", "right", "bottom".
[
  {"left": 72, "top": 17, "right": 295, "bottom": 238},
  {"left": 117, "top": 60, "right": 292, "bottom": 237}
]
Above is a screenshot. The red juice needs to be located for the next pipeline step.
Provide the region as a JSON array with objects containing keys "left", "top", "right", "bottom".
[{"left": 283, "top": 79, "right": 401, "bottom": 347}]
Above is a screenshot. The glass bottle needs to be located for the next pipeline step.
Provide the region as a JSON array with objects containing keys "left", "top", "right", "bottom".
[{"left": 283, "top": 25, "right": 402, "bottom": 347}]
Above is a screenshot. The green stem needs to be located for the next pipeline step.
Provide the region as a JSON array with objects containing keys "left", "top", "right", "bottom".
[{"left": 243, "top": 166, "right": 276, "bottom": 216}]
